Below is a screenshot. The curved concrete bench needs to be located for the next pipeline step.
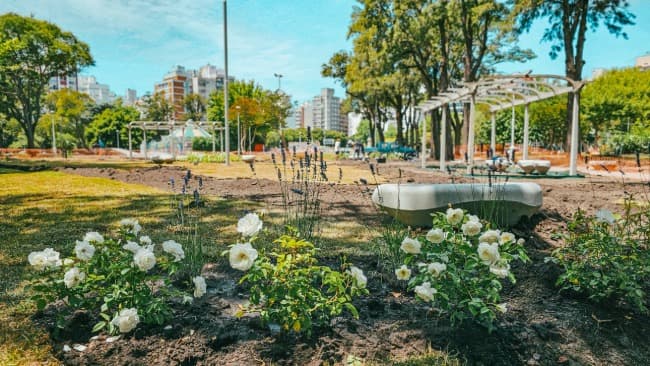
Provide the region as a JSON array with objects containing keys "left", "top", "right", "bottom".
[
  {"left": 241, "top": 154, "right": 256, "bottom": 163},
  {"left": 151, "top": 153, "right": 175, "bottom": 164},
  {"left": 372, "top": 183, "right": 542, "bottom": 227},
  {"left": 517, "top": 160, "right": 536, "bottom": 174},
  {"left": 533, "top": 160, "right": 551, "bottom": 174},
  {"left": 485, "top": 158, "right": 511, "bottom": 172}
]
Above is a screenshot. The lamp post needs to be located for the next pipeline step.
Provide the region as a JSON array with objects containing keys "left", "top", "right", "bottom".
[
  {"left": 236, "top": 105, "right": 241, "bottom": 155},
  {"left": 51, "top": 117, "right": 57, "bottom": 154},
  {"left": 273, "top": 73, "right": 283, "bottom": 91},
  {"left": 223, "top": 0, "right": 230, "bottom": 165}
]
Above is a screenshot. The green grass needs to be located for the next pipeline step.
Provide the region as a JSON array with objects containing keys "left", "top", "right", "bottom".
[
  {"left": 0, "top": 163, "right": 378, "bottom": 365},
  {"left": 0, "top": 170, "right": 255, "bottom": 365}
]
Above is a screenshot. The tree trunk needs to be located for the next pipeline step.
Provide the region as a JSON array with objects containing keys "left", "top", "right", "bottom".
[{"left": 395, "top": 107, "right": 404, "bottom": 146}]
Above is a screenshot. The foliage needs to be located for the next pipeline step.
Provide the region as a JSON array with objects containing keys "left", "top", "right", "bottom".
[
  {"left": 191, "top": 137, "right": 217, "bottom": 152},
  {"left": 41, "top": 89, "right": 94, "bottom": 148},
  {"left": 185, "top": 152, "right": 241, "bottom": 164},
  {"left": 237, "top": 235, "right": 368, "bottom": 335},
  {"left": 183, "top": 93, "right": 207, "bottom": 121},
  {"left": 550, "top": 207, "right": 650, "bottom": 313},
  {"left": 0, "top": 13, "right": 94, "bottom": 148},
  {"left": 143, "top": 92, "right": 174, "bottom": 121},
  {"left": 372, "top": 220, "right": 410, "bottom": 280},
  {"left": 85, "top": 102, "right": 141, "bottom": 147},
  {"left": 401, "top": 209, "right": 529, "bottom": 330},
  {"left": 582, "top": 67, "right": 650, "bottom": 140},
  {"left": 27, "top": 222, "right": 196, "bottom": 335},
  {"left": 511, "top": 0, "right": 635, "bottom": 148}
]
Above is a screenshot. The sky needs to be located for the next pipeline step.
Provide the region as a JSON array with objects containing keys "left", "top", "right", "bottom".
[{"left": 2, "top": 0, "right": 649, "bottom": 104}]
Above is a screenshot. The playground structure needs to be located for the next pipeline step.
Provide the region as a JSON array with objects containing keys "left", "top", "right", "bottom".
[
  {"left": 418, "top": 74, "right": 585, "bottom": 175},
  {"left": 127, "top": 120, "right": 224, "bottom": 159}
]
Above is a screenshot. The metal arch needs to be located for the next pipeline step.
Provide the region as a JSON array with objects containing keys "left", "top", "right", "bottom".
[
  {"left": 127, "top": 120, "right": 226, "bottom": 159},
  {"left": 416, "top": 73, "right": 585, "bottom": 176}
]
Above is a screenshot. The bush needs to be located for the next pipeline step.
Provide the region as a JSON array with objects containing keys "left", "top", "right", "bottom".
[
  {"left": 226, "top": 213, "right": 368, "bottom": 336},
  {"left": 27, "top": 220, "right": 203, "bottom": 334},
  {"left": 550, "top": 207, "right": 650, "bottom": 313},
  {"left": 399, "top": 208, "right": 529, "bottom": 330},
  {"left": 192, "top": 137, "right": 216, "bottom": 151}
]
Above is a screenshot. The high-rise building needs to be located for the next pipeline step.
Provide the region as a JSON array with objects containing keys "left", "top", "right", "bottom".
[
  {"left": 636, "top": 53, "right": 650, "bottom": 70},
  {"left": 339, "top": 104, "right": 349, "bottom": 136},
  {"left": 48, "top": 74, "right": 117, "bottom": 105},
  {"left": 77, "top": 75, "right": 117, "bottom": 105},
  {"left": 154, "top": 65, "right": 190, "bottom": 120},
  {"left": 296, "top": 101, "right": 313, "bottom": 129},
  {"left": 312, "top": 88, "right": 341, "bottom": 132},
  {"left": 125, "top": 89, "right": 138, "bottom": 106},
  {"left": 189, "top": 64, "right": 227, "bottom": 101}
]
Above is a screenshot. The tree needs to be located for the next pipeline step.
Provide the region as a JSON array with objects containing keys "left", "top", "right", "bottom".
[
  {"left": 43, "top": 89, "right": 94, "bottom": 148},
  {"left": 0, "top": 13, "right": 94, "bottom": 148},
  {"left": 582, "top": 67, "right": 650, "bottom": 139},
  {"left": 85, "top": 102, "right": 140, "bottom": 148},
  {"left": 512, "top": 0, "right": 635, "bottom": 149},
  {"left": 183, "top": 93, "right": 206, "bottom": 121},
  {"left": 143, "top": 92, "right": 173, "bottom": 121}
]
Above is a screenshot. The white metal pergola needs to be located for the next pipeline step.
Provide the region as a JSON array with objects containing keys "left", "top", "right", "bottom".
[
  {"left": 127, "top": 120, "right": 225, "bottom": 159},
  {"left": 418, "top": 74, "right": 586, "bottom": 175}
]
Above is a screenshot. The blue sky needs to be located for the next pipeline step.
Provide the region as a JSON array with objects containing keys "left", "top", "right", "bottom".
[{"left": 2, "top": 0, "right": 649, "bottom": 104}]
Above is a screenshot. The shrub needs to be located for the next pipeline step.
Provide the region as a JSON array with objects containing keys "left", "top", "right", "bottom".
[
  {"left": 399, "top": 208, "right": 529, "bottom": 330},
  {"left": 27, "top": 220, "right": 204, "bottom": 334},
  {"left": 226, "top": 214, "right": 368, "bottom": 335},
  {"left": 550, "top": 207, "right": 650, "bottom": 313}
]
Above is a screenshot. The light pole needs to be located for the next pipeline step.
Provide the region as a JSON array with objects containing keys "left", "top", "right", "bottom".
[
  {"left": 223, "top": 0, "right": 230, "bottom": 165},
  {"left": 236, "top": 105, "right": 241, "bottom": 155},
  {"left": 273, "top": 73, "right": 283, "bottom": 91},
  {"left": 51, "top": 117, "right": 57, "bottom": 154},
  {"left": 116, "top": 129, "right": 120, "bottom": 149}
]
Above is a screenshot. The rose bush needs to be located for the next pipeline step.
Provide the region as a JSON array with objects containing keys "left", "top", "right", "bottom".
[
  {"left": 226, "top": 214, "right": 368, "bottom": 335},
  {"left": 398, "top": 208, "right": 529, "bottom": 330},
  {"left": 550, "top": 208, "right": 650, "bottom": 313},
  {"left": 27, "top": 219, "right": 204, "bottom": 334}
]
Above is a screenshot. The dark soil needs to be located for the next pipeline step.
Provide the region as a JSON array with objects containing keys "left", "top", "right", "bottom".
[{"left": 48, "top": 160, "right": 650, "bottom": 365}]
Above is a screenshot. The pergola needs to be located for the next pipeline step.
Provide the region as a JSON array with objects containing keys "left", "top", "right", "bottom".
[
  {"left": 127, "top": 120, "right": 225, "bottom": 159},
  {"left": 418, "top": 74, "right": 586, "bottom": 175}
]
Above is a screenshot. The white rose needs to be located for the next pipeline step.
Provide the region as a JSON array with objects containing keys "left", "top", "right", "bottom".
[
  {"left": 489, "top": 263, "right": 511, "bottom": 278},
  {"left": 495, "top": 302, "right": 508, "bottom": 313},
  {"left": 467, "top": 215, "right": 479, "bottom": 223},
  {"left": 28, "top": 251, "right": 48, "bottom": 270},
  {"left": 347, "top": 266, "right": 367, "bottom": 288},
  {"left": 595, "top": 209, "right": 616, "bottom": 224},
  {"left": 427, "top": 262, "right": 447, "bottom": 277},
  {"left": 193, "top": 276, "right": 207, "bottom": 298},
  {"left": 400, "top": 237, "right": 421, "bottom": 254},
  {"left": 414, "top": 282, "right": 437, "bottom": 302},
  {"left": 119, "top": 218, "right": 141, "bottom": 235},
  {"left": 229, "top": 242, "right": 258, "bottom": 271},
  {"left": 133, "top": 248, "right": 156, "bottom": 272},
  {"left": 237, "top": 213, "right": 263, "bottom": 237},
  {"left": 123, "top": 241, "right": 141, "bottom": 253},
  {"left": 426, "top": 228, "right": 445, "bottom": 244},
  {"left": 477, "top": 242, "right": 500, "bottom": 265},
  {"left": 111, "top": 308, "right": 139, "bottom": 333},
  {"left": 499, "top": 232, "right": 516, "bottom": 245},
  {"left": 74, "top": 240, "right": 96, "bottom": 261},
  {"left": 139, "top": 236, "right": 152, "bottom": 245},
  {"left": 395, "top": 265, "right": 411, "bottom": 281},
  {"left": 517, "top": 238, "right": 525, "bottom": 245},
  {"left": 461, "top": 220, "right": 483, "bottom": 236},
  {"left": 162, "top": 240, "right": 185, "bottom": 262},
  {"left": 63, "top": 267, "right": 85, "bottom": 288},
  {"left": 446, "top": 208, "right": 464, "bottom": 225},
  {"left": 43, "top": 248, "right": 62, "bottom": 267},
  {"left": 83, "top": 231, "right": 104, "bottom": 244},
  {"left": 479, "top": 230, "right": 500, "bottom": 244}
]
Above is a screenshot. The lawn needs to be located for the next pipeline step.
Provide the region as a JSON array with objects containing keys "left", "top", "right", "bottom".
[{"left": 0, "top": 169, "right": 251, "bottom": 365}]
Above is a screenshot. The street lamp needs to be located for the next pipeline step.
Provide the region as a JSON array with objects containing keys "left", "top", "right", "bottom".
[
  {"left": 236, "top": 105, "right": 241, "bottom": 155},
  {"left": 51, "top": 117, "right": 57, "bottom": 154},
  {"left": 223, "top": 0, "right": 230, "bottom": 165},
  {"left": 273, "top": 73, "right": 283, "bottom": 91}
]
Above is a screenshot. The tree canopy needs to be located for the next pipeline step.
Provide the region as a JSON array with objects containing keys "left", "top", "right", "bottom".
[{"left": 0, "top": 13, "right": 94, "bottom": 147}]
